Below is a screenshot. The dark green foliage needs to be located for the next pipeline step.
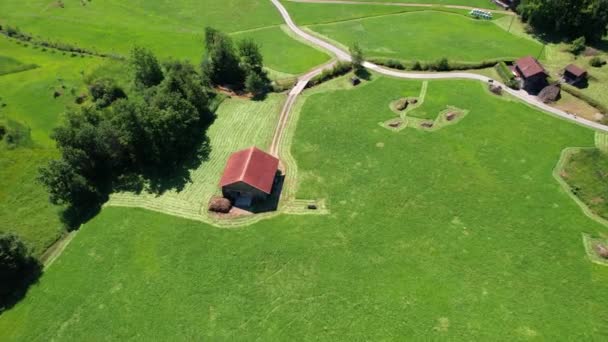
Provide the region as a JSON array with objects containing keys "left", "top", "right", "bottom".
[
  {"left": 429, "top": 57, "right": 449, "bottom": 71},
  {"left": 0, "top": 125, "right": 5, "bottom": 140},
  {"left": 237, "top": 39, "right": 271, "bottom": 96},
  {"left": 496, "top": 61, "right": 520, "bottom": 89},
  {"left": 350, "top": 42, "right": 364, "bottom": 72},
  {"left": 518, "top": 0, "right": 608, "bottom": 42},
  {"left": 308, "top": 62, "right": 353, "bottom": 86},
  {"left": 568, "top": 37, "right": 586, "bottom": 55},
  {"left": 202, "top": 27, "right": 245, "bottom": 88},
  {"left": 131, "top": 46, "right": 164, "bottom": 88},
  {"left": 412, "top": 61, "right": 422, "bottom": 71},
  {"left": 590, "top": 56, "right": 606, "bottom": 67},
  {"left": 88, "top": 78, "right": 127, "bottom": 108},
  {"left": 39, "top": 56, "right": 214, "bottom": 220},
  {"left": 384, "top": 59, "right": 405, "bottom": 70},
  {"left": 0, "top": 233, "right": 41, "bottom": 311}
]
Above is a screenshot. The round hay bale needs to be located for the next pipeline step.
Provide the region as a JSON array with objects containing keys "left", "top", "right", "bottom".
[
  {"left": 595, "top": 243, "right": 608, "bottom": 259},
  {"left": 446, "top": 112, "right": 457, "bottom": 121},
  {"left": 208, "top": 196, "right": 232, "bottom": 213}
]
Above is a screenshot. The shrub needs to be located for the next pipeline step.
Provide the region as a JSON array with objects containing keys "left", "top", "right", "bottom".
[
  {"left": 272, "top": 77, "right": 297, "bottom": 93},
  {"left": 0, "top": 125, "right": 6, "bottom": 140},
  {"left": 569, "top": 36, "right": 586, "bottom": 55},
  {"left": 385, "top": 59, "right": 405, "bottom": 70},
  {"left": 412, "top": 61, "right": 422, "bottom": 71},
  {"left": 0, "top": 233, "right": 41, "bottom": 310},
  {"left": 308, "top": 62, "right": 352, "bottom": 87},
  {"left": 427, "top": 58, "right": 449, "bottom": 71},
  {"left": 88, "top": 78, "right": 127, "bottom": 108},
  {"left": 495, "top": 61, "right": 520, "bottom": 89},
  {"left": 590, "top": 56, "right": 606, "bottom": 68}
]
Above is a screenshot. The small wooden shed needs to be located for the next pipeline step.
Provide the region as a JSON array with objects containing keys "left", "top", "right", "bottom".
[
  {"left": 563, "top": 64, "right": 587, "bottom": 86},
  {"left": 219, "top": 147, "right": 279, "bottom": 207},
  {"left": 514, "top": 56, "right": 548, "bottom": 94}
]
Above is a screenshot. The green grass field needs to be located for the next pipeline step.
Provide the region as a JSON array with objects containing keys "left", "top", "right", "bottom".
[
  {"left": 0, "top": 36, "right": 115, "bottom": 255},
  {"left": 562, "top": 149, "right": 608, "bottom": 220},
  {"left": 307, "top": 11, "right": 542, "bottom": 63},
  {"left": 2, "top": 76, "right": 607, "bottom": 339},
  {"left": 0, "top": 0, "right": 329, "bottom": 74}
]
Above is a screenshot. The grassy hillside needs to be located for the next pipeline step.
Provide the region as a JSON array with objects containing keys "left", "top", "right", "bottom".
[
  {"left": 311, "top": 0, "right": 499, "bottom": 9},
  {"left": 308, "top": 11, "right": 542, "bottom": 63},
  {"left": 0, "top": 0, "right": 329, "bottom": 74},
  {"left": 0, "top": 36, "right": 112, "bottom": 254},
  {"left": 2, "top": 77, "right": 607, "bottom": 339}
]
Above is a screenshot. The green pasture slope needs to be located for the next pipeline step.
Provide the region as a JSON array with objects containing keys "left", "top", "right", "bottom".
[
  {"left": 2, "top": 76, "right": 607, "bottom": 339},
  {"left": 0, "top": 0, "right": 329, "bottom": 74},
  {"left": 308, "top": 11, "right": 542, "bottom": 63},
  {"left": 0, "top": 36, "right": 109, "bottom": 256}
]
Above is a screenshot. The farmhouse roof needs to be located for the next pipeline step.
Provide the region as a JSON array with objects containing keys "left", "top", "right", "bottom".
[
  {"left": 565, "top": 64, "right": 587, "bottom": 78},
  {"left": 515, "top": 56, "right": 546, "bottom": 78},
  {"left": 219, "top": 147, "right": 279, "bottom": 194}
]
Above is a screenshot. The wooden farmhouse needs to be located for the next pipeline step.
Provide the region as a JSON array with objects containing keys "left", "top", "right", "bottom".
[
  {"left": 563, "top": 64, "right": 588, "bottom": 87},
  {"left": 219, "top": 147, "right": 279, "bottom": 207},
  {"left": 513, "top": 56, "right": 548, "bottom": 94}
]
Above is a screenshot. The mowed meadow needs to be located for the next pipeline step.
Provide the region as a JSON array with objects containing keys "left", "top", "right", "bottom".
[
  {"left": 307, "top": 10, "right": 543, "bottom": 63},
  {"left": 0, "top": 0, "right": 330, "bottom": 74},
  {"left": 2, "top": 76, "right": 607, "bottom": 339}
]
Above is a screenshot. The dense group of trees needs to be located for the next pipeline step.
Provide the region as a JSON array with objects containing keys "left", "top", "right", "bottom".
[
  {"left": 38, "top": 47, "right": 215, "bottom": 219},
  {"left": 0, "top": 233, "right": 40, "bottom": 311},
  {"left": 518, "top": 0, "right": 608, "bottom": 42},
  {"left": 202, "top": 27, "right": 271, "bottom": 97}
]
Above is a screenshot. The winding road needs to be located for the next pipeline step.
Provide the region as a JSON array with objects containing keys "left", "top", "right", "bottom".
[{"left": 269, "top": 0, "right": 608, "bottom": 142}]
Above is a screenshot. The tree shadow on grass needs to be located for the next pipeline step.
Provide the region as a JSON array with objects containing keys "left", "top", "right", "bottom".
[
  {"left": 355, "top": 68, "right": 372, "bottom": 81},
  {"left": 0, "top": 254, "right": 42, "bottom": 314}
]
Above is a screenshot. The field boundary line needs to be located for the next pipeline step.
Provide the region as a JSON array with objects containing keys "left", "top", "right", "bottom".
[
  {"left": 41, "top": 230, "right": 78, "bottom": 270},
  {"left": 552, "top": 147, "right": 608, "bottom": 229}
]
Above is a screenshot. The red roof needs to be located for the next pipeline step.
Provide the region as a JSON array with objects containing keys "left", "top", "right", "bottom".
[
  {"left": 565, "top": 64, "right": 587, "bottom": 77},
  {"left": 219, "top": 147, "right": 279, "bottom": 194},
  {"left": 515, "top": 56, "right": 546, "bottom": 78}
]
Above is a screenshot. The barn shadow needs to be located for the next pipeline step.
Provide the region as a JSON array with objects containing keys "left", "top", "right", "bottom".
[{"left": 240, "top": 171, "right": 285, "bottom": 214}]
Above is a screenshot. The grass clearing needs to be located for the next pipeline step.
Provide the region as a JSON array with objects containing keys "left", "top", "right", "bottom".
[
  {"left": 303, "top": 0, "right": 499, "bottom": 9},
  {"left": 307, "top": 11, "right": 543, "bottom": 63},
  {"left": 0, "top": 55, "right": 37, "bottom": 76},
  {"left": 561, "top": 148, "right": 608, "bottom": 220},
  {"left": 0, "top": 0, "right": 327, "bottom": 74},
  {"left": 3, "top": 76, "right": 608, "bottom": 339}
]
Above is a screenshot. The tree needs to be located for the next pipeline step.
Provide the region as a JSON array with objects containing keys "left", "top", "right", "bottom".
[
  {"left": 568, "top": 36, "right": 586, "bottom": 55},
  {"left": 518, "top": 0, "right": 608, "bottom": 42},
  {"left": 238, "top": 39, "right": 264, "bottom": 75},
  {"left": 0, "top": 233, "right": 41, "bottom": 308},
  {"left": 131, "top": 46, "right": 164, "bottom": 88},
  {"left": 350, "top": 42, "right": 364, "bottom": 72},
  {"left": 202, "top": 27, "right": 245, "bottom": 88},
  {"left": 245, "top": 72, "right": 268, "bottom": 97},
  {"left": 88, "top": 78, "right": 127, "bottom": 108}
]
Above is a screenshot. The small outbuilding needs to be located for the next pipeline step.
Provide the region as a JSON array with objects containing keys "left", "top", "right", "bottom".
[
  {"left": 219, "top": 146, "right": 279, "bottom": 208},
  {"left": 514, "top": 56, "right": 548, "bottom": 94},
  {"left": 563, "top": 64, "right": 588, "bottom": 87}
]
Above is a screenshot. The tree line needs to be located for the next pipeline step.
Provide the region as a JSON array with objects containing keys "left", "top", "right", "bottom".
[{"left": 518, "top": 0, "right": 608, "bottom": 43}]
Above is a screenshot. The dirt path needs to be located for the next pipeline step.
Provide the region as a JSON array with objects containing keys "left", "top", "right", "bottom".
[
  {"left": 270, "top": 60, "right": 337, "bottom": 156},
  {"left": 270, "top": 0, "right": 608, "bottom": 133},
  {"left": 288, "top": 0, "right": 514, "bottom": 15}
]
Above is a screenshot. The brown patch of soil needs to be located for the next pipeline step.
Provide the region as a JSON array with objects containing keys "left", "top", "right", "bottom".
[
  {"left": 421, "top": 121, "right": 434, "bottom": 128},
  {"left": 446, "top": 112, "right": 458, "bottom": 121},
  {"left": 216, "top": 86, "right": 253, "bottom": 99},
  {"left": 389, "top": 121, "right": 402, "bottom": 128},
  {"left": 560, "top": 170, "right": 569, "bottom": 179},
  {"left": 591, "top": 197, "right": 605, "bottom": 204},
  {"left": 595, "top": 243, "right": 608, "bottom": 258},
  {"left": 583, "top": 47, "right": 600, "bottom": 57}
]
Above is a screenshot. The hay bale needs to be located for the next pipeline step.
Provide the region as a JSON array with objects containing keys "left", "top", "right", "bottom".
[
  {"left": 446, "top": 112, "right": 457, "bottom": 121},
  {"left": 395, "top": 98, "right": 408, "bottom": 111},
  {"left": 421, "top": 121, "right": 434, "bottom": 128},
  {"left": 489, "top": 84, "right": 503, "bottom": 95},
  {"left": 208, "top": 196, "right": 232, "bottom": 213},
  {"left": 595, "top": 243, "right": 608, "bottom": 259},
  {"left": 538, "top": 84, "right": 561, "bottom": 103}
]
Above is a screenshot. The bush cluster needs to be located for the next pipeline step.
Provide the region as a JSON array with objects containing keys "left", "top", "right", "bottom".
[
  {"left": 0, "top": 233, "right": 41, "bottom": 311},
  {"left": 590, "top": 56, "right": 606, "bottom": 68},
  {"left": 370, "top": 57, "right": 504, "bottom": 72},
  {"left": 38, "top": 48, "right": 215, "bottom": 216},
  {"left": 308, "top": 62, "right": 353, "bottom": 87},
  {"left": 495, "top": 62, "right": 520, "bottom": 89}
]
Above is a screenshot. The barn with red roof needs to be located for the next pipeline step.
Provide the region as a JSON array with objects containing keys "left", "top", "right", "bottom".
[
  {"left": 219, "top": 146, "right": 279, "bottom": 207},
  {"left": 513, "top": 56, "right": 548, "bottom": 94}
]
